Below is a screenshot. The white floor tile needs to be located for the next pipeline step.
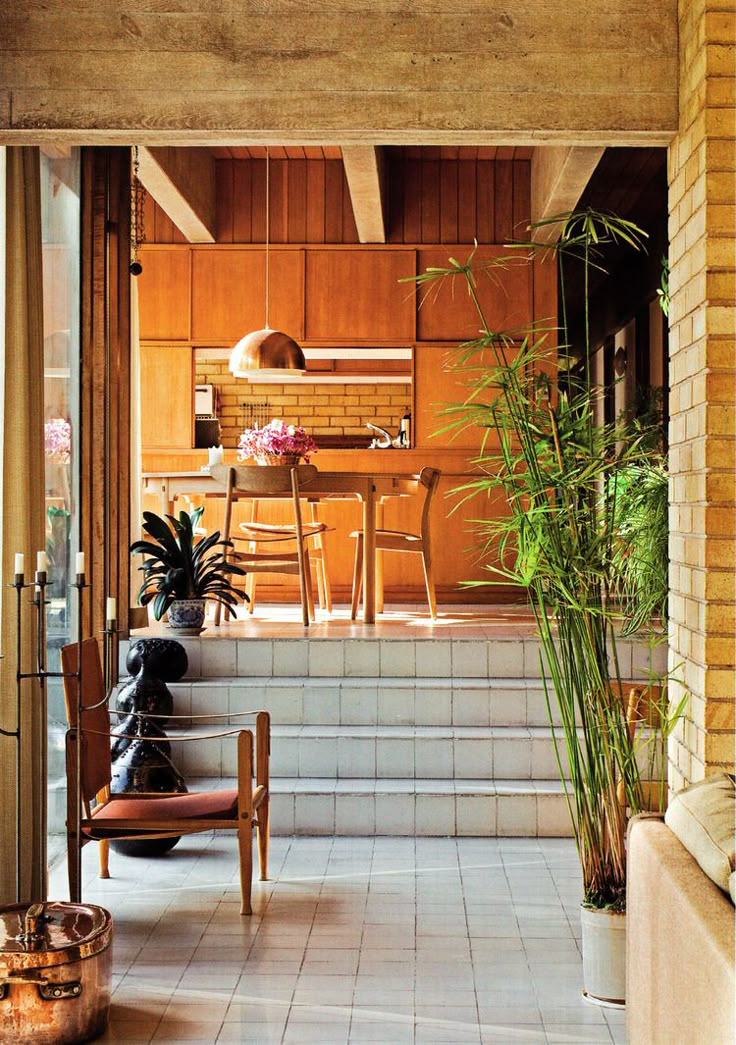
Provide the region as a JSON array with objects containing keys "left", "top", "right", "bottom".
[{"left": 48, "top": 836, "right": 596, "bottom": 1045}]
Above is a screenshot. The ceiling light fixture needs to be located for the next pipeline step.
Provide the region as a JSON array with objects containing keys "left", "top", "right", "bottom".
[{"left": 229, "top": 148, "right": 306, "bottom": 380}]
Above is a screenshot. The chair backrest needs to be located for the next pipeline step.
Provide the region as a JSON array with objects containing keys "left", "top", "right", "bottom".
[
  {"left": 417, "top": 467, "right": 441, "bottom": 542},
  {"left": 61, "top": 639, "right": 112, "bottom": 803},
  {"left": 211, "top": 463, "right": 319, "bottom": 500}
]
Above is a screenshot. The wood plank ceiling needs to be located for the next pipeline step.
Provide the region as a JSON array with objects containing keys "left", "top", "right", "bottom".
[{"left": 210, "top": 146, "right": 535, "bottom": 160}]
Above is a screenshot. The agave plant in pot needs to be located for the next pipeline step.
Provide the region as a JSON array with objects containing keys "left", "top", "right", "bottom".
[
  {"left": 411, "top": 208, "right": 685, "bottom": 1006},
  {"left": 131, "top": 508, "right": 247, "bottom": 631}
]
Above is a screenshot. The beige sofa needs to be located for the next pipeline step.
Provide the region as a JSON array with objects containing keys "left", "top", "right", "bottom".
[{"left": 627, "top": 814, "right": 735, "bottom": 1045}]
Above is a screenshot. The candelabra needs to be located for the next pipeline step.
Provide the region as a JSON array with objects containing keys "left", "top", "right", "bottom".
[{"left": 0, "top": 552, "right": 116, "bottom": 902}]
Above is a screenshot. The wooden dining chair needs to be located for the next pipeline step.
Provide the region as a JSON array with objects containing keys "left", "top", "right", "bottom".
[
  {"left": 61, "top": 638, "right": 270, "bottom": 916},
  {"left": 350, "top": 466, "right": 441, "bottom": 619},
  {"left": 211, "top": 463, "right": 330, "bottom": 626}
]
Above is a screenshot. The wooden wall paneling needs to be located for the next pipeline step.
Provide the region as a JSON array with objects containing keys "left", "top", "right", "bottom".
[
  {"left": 215, "top": 159, "right": 234, "bottom": 242},
  {"left": 191, "top": 248, "right": 305, "bottom": 342},
  {"left": 457, "top": 161, "right": 477, "bottom": 243},
  {"left": 512, "top": 160, "right": 532, "bottom": 239},
  {"left": 324, "top": 159, "right": 345, "bottom": 242},
  {"left": 475, "top": 162, "right": 495, "bottom": 243},
  {"left": 306, "top": 160, "right": 326, "bottom": 242},
  {"left": 421, "top": 159, "right": 441, "bottom": 243},
  {"left": 288, "top": 159, "right": 308, "bottom": 243},
  {"left": 341, "top": 168, "right": 359, "bottom": 242},
  {"left": 140, "top": 344, "right": 194, "bottom": 448},
  {"left": 494, "top": 160, "right": 514, "bottom": 242},
  {"left": 416, "top": 246, "right": 532, "bottom": 341},
  {"left": 386, "top": 155, "right": 404, "bottom": 244},
  {"left": 278, "top": 159, "right": 293, "bottom": 242},
  {"left": 440, "top": 160, "right": 459, "bottom": 243},
  {"left": 400, "top": 159, "right": 421, "bottom": 243},
  {"left": 231, "top": 160, "right": 252, "bottom": 242},
  {"left": 305, "top": 249, "right": 415, "bottom": 341},
  {"left": 137, "top": 246, "right": 191, "bottom": 340},
  {"left": 251, "top": 159, "right": 267, "bottom": 243}
]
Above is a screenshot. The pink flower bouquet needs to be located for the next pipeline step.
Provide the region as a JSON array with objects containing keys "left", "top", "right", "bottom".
[
  {"left": 44, "top": 417, "right": 72, "bottom": 463},
  {"left": 237, "top": 419, "right": 318, "bottom": 465}
]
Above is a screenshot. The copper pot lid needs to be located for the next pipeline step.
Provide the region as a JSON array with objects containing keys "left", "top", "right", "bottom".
[{"left": 0, "top": 902, "right": 113, "bottom": 971}]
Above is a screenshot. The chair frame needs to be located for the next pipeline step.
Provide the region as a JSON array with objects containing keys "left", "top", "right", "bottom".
[
  {"left": 350, "top": 466, "right": 441, "bottom": 619},
  {"left": 211, "top": 463, "right": 326, "bottom": 626},
  {"left": 62, "top": 638, "right": 270, "bottom": 916}
]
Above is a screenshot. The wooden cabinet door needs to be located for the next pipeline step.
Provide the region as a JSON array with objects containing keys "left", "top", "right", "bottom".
[
  {"left": 137, "top": 248, "right": 191, "bottom": 341},
  {"left": 305, "top": 249, "right": 416, "bottom": 341},
  {"left": 414, "top": 343, "right": 513, "bottom": 449},
  {"left": 416, "top": 246, "right": 532, "bottom": 341},
  {"left": 140, "top": 344, "right": 194, "bottom": 449},
  {"left": 191, "top": 249, "right": 304, "bottom": 342}
]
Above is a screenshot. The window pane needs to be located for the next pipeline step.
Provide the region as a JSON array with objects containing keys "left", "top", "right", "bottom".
[{"left": 40, "top": 148, "right": 81, "bottom": 869}]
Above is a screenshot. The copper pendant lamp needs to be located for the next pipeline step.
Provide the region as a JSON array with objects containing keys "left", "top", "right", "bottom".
[{"left": 229, "top": 148, "right": 306, "bottom": 379}]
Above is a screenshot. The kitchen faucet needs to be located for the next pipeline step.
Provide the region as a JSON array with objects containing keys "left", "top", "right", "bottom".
[{"left": 366, "top": 422, "right": 392, "bottom": 449}]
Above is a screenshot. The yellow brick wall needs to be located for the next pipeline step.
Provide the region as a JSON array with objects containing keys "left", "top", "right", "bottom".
[
  {"left": 195, "top": 361, "right": 410, "bottom": 447},
  {"left": 667, "top": 0, "right": 736, "bottom": 788}
]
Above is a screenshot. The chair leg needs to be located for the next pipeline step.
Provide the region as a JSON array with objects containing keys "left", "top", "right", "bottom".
[
  {"left": 257, "top": 800, "right": 270, "bottom": 882},
  {"left": 237, "top": 730, "right": 254, "bottom": 916},
  {"left": 376, "top": 550, "right": 384, "bottom": 614},
  {"left": 98, "top": 839, "right": 110, "bottom": 879},
  {"left": 422, "top": 552, "right": 438, "bottom": 619},
  {"left": 67, "top": 832, "right": 81, "bottom": 903},
  {"left": 238, "top": 818, "right": 253, "bottom": 916},
  {"left": 351, "top": 536, "right": 363, "bottom": 620}
]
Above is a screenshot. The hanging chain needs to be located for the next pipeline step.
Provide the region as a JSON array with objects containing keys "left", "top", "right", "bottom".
[{"left": 130, "top": 145, "right": 147, "bottom": 276}]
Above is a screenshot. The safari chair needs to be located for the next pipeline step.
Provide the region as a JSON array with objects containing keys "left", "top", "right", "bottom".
[
  {"left": 350, "top": 466, "right": 441, "bottom": 619},
  {"left": 211, "top": 463, "right": 331, "bottom": 626},
  {"left": 61, "top": 638, "right": 270, "bottom": 915}
]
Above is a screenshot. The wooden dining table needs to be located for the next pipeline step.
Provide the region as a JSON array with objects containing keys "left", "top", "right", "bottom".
[{"left": 141, "top": 468, "right": 416, "bottom": 624}]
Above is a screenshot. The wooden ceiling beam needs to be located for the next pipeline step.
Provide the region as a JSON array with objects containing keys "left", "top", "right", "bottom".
[
  {"left": 531, "top": 146, "right": 605, "bottom": 241},
  {"left": 137, "top": 146, "right": 216, "bottom": 243},
  {"left": 341, "top": 146, "right": 387, "bottom": 243}
]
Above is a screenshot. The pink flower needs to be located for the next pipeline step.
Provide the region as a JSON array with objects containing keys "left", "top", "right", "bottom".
[
  {"left": 44, "top": 418, "right": 72, "bottom": 462},
  {"left": 237, "top": 419, "right": 318, "bottom": 463}
]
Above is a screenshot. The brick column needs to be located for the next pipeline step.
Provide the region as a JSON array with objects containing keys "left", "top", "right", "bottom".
[{"left": 667, "top": 0, "right": 736, "bottom": 788}]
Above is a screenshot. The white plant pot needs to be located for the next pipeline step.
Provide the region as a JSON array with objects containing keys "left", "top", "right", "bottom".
[
  {"left": 580, "top": 904, "right": 626, "bottom": 1007},
  {"left": 167, "top": 598, "right": 206, "bottom": 632}
]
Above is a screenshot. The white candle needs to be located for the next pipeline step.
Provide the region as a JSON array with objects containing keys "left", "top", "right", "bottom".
[
  {"left": 75, "top": 552, "right": 85, "bottom": 574},
  {"left": 106, "top": 597, "right": 117, "bottom": 621},
  {"left": 36, "top": 551, "right": 47, "bottom": 573},
  {"left": 14, "top": 553, "right": 24, "bottom": 575}
]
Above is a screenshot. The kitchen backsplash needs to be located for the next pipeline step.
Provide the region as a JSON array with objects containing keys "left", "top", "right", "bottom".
[{"left": 196, "top": 361, "right": 410, "bottom": 447}]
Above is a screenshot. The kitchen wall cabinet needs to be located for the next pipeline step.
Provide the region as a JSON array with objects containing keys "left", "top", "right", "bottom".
[
  {"left": 191, "top": 248, "right": 304, "bottom": 342},
  {"left": 415, "top": 247, "right": 532, "bottom": 341},
  {"left": 140, "top": 343, "right": 194, "bottom": 449},
  {"left": 305, "top": 249, "right": 416, "bottom": 342},
  {"left": 137, "top": 248, "right": 191, "bottom": 341}
]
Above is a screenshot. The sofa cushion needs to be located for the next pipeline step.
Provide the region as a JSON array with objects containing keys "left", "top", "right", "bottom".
[{"left": 665, "top": 773, "right": 735, "bottom": 894}]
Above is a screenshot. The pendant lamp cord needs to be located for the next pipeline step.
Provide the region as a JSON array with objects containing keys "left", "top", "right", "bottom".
[{"left": 265, "top": 148, "right": 270, "bottom": 330}]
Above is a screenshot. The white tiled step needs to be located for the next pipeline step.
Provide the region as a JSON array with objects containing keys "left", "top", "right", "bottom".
[
  {"left": 169, "top": 724, "right": 574, "bottom": 780},
  {"left": 124, "top": 633, "right": 666, "bottom": 680},
  {"left": 168, "top": 676, "right": 560, "bottom": 728},
  {"left": 188, "top": 775, "right": 573, "bottom": 837}
]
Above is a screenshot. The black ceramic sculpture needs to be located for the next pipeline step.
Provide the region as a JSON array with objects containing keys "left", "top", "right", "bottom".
[{"left": 111, "top": 637, "right": 188, "bottom": 856}]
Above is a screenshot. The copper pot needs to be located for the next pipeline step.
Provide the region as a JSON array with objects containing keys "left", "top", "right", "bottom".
[{"left": 0, "top": 901, "right": 112, "bottom": 1044}]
